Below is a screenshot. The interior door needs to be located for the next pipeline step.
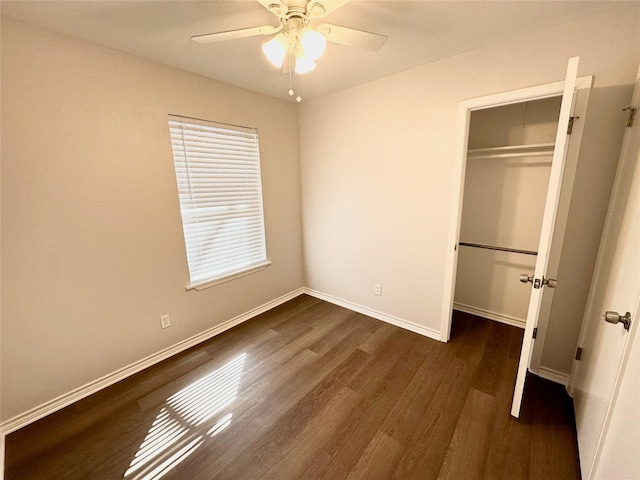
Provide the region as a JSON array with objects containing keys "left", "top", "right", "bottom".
[
  {"left": 510, "top": 57, "right": 580, "bottom": 417},
  {"left": 571, "top": 66, "right": 640, "bottom": 479}
]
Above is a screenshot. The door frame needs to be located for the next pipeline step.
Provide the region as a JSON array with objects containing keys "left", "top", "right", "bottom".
[{"left": 441, "top": 75, "right": 593, "bottom": 343}]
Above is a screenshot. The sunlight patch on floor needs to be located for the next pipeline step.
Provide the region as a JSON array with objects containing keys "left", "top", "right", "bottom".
[{"left": 124, "top": 353, "right": 246, "bottom": 480}]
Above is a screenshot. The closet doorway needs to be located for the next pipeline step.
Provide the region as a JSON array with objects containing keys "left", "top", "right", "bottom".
[
  {"left": 454, "top": 96, "right": 562, "bottom": 330},
  {"left": 441, "top": 57, "right": 593, "bottom": 417}
]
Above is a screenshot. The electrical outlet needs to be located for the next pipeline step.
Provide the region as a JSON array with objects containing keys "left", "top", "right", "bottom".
[
  {"left": 160, "top": 314, "right": 171, "bottom": 329},
  {"left": 374, "top": 284, "right": 382, "bottom": 296}
]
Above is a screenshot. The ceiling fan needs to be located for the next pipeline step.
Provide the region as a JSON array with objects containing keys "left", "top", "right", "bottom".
[{"left": 192, "top": 0, "right": 388, "bottom": 90}]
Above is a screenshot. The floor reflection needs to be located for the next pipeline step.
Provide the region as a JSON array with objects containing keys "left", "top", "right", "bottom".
[{"left": 124, "top": 353, "right": 246, "bottom": 480}]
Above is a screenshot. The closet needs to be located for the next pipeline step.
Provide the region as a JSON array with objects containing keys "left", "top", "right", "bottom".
[{"left": 453, "top": 97, "right": 562, "bottom": 328}]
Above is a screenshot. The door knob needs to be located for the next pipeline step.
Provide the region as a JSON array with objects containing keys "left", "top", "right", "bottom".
[
  {"left": 604, "top": 311, "right": 632, "bottom": 331},
  {"left": 520, "top": 274, "right": 534, "bottom": 284},
  {"left": 520, "top": 274, "right": 556, "bottom": 288}
]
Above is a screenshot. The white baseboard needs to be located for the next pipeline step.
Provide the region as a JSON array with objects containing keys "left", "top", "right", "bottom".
[
  {"left": 303, "top": 288, "right": 441, "bottom": 342},
  {"left": 0, "top": 288, "right": 306, "bottom": 436},
  {"left": 453, "top": 302, "right": 526, "bottom": 329},
  {"left": 537, "top": 366, "right": 571, "bottom": 388}
]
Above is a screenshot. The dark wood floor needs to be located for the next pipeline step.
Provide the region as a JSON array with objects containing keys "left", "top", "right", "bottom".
[{"left": 5, "top": 295, "right": 581, "bottom": 479}]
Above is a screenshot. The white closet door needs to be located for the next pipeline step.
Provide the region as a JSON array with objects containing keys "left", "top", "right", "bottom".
[{"left": 510, "top": 57, "right": 579, "bottom": 417}]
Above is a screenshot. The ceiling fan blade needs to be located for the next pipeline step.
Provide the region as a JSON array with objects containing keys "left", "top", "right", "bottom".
[
  {"left": 256, "top": 0, "right": 288, "bottom": 17},
  {"left": 308, "top": 1, "right": 349, "bottom": 19},
  {"left": 192, "top": 24, "right": 280, "bottom": 44},
  {"left": 317, "top": 23, "right": 387, "bottom": 51}
]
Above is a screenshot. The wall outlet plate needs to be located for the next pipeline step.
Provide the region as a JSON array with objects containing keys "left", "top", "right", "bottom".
[{"left": 160, "top": 314, "right": 171, "bottom": 329}]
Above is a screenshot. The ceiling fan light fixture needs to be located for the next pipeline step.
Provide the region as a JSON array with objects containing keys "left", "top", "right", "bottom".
[
  {"left": 295, "top": 57, "right": 316, "bottom": 74},
  {"left": 261, "top": 32, "right": 289, "bottom": 67},
  {"left": 191, "top": 0, "right": 387, "bottom": 100},
  {"left": 300, "top": 28, "right": 326, "bottom": 61}
]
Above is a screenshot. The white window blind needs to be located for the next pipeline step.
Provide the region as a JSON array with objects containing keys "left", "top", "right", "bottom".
[{"left": 168, "top": 115, "right": 268, "bottom": 289}]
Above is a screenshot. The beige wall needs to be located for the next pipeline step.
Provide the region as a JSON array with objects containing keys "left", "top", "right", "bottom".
[
  {"left": 299, "top": 6, "right": 640, "bottom": 373},
  {"left": 1, "top": 19, "right": 304, "bottom": 421}
]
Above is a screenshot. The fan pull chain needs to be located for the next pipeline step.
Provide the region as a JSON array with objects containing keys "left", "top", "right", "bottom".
[
  {"left": 286, "top": 45, "right": 302, "bottom": 102},
  {"left": 288, "top": 47, "right": 294, "bottom": 97}
]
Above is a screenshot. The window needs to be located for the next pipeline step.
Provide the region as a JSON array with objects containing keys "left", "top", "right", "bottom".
[{"left": 168, "top": 115, "right": 269, "bottom": 290}]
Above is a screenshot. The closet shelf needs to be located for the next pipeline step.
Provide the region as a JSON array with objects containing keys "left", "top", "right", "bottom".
[{"left": 467, "top": 142, "right": 554, "bottom": 160}]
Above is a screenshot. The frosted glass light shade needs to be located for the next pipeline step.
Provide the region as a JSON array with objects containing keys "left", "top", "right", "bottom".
[
  {"left": 300, "top": 28, "right": 326, "bottom": 60},
  {"left": 295, "top": 57, "right": 316, "bottom": 74},
  {"left": 262, "top": 33, "right": 289, "bottom": 68}
]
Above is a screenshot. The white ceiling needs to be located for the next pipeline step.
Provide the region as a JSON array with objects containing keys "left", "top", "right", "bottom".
[{"left": 1, "top": 1, "right": 628, "bottom": 102}]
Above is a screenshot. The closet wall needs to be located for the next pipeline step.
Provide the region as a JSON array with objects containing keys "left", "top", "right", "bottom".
[{"left": 454, "top": 97, "right": 562, "bottom": 327}]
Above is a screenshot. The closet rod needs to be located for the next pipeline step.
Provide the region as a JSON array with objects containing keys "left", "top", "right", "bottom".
[{"left": 459, "top": 242, "right": 538, "bottom": 256}]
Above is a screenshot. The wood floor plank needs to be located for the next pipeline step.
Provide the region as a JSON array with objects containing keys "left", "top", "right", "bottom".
[
  {"left": 308, "top": 312, "right": 381, "bottom": 356},
  {"left": 346, "top": 430, "right": 405, "bottom": 480},
  {"left": 300, "top": 390, "right": 395, "bottom": 480},
  {"left": 482, "top": 332, "right": 531, "bottom": 480},
  {"left": 380, "top": 345, "right": 454, "bottom": 445},
  {"left": 171, "top": 347, "right": 323, "bottom": 480},
  {"left": 451, "top": 309, "right": 493, "bottom": 365},
  {"left": 391, "top": 356, "right": 475, "bottom": 480},
  {"left": 241, "top": 293, "right": 321, "bottom": 333},
  {"left": 260, "top": 386, "right": 366, "bottom": 480},
  {"left": 271, "top": 299, "right": 342, "bottom": 336},
  {"left": 358, "top": 321, "right": 398, "bottom": 354},
  {"left": 528, "top": 375, "right": 582, "bottom": 480},
  {"left": 182, "top": 327, "right": 376, "bottom": 480},
  {"left": 5, "top": 300, "right": 583, "bottom": 480},
  {"left": 436, "top": 388, "right": 498, "bottom": 480},
  {"left": 472, "top": 321, "right": 518, "bottom": 397},
  {"left": 197, "top": 293, "right": 320, "bottom": 358},
  {"left": 213, "top": 349, "right": 373, "bottom": 479},
  {"left": 7, "top": 402, "right": 151, "bottom": 480},
  {"left": 348, "top": 328, "right": 424, "bottom": 398},
  {"left": 483, "top": 410, "right": 532, "bottom": 480}
]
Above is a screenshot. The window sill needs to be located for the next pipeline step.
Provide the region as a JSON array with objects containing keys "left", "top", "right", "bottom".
[{"left": 186, "top": 260, "right": 271, "bottom": 291}]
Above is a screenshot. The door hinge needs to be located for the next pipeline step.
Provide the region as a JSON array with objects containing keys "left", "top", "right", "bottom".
[
  {"left": 567, "top": 116, "right": 579, "bottom": 134},
  {"left": 623, "top": 106, "right": 636, "bottom": 127},
  {"left": 575, "top": 347, "right": 583, "bottom": 360},
  {"left": 532, "top": 327, "right": 538, "bottom": 339}
]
